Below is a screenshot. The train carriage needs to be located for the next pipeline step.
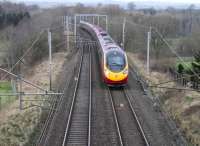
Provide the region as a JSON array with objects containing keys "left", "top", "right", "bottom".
[{"left": 80, "top": 21, "right": 128, "bottom": 86}]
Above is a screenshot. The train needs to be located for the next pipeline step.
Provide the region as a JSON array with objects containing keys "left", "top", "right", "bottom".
[{"left": 80, "top": 21, "right": 128, "bottom": 86}]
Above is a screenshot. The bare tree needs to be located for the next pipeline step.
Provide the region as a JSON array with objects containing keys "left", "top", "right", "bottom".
[
  {"left": 102, "top": 4, "right": 124, "bottom": 16},
  {"left": 75, "top": 3, "right": 85, "bottom": 13},
  {"left": 188, "top": 4, "right": 195, "bottom": 33},
  {"left": 127, "top": 2, "right": 136, "bottom": 11}
]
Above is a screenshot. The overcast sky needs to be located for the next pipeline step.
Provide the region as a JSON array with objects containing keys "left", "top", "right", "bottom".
[
  {"left": 123, "top": 0, "right": 200, "bottom": 3},
  {"left": 6, "top": 0, "right": 200, "bottom": 4}
]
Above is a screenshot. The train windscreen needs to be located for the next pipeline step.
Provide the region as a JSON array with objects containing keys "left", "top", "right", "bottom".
[
  {"left": 101, "top": 32, "right": 107, "bottom": 36},
  {"left": 106, "top": 51, "right": 126, "bottom": 72}
]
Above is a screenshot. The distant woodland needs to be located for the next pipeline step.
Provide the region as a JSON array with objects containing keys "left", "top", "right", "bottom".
[
  {"left": 0, "top": 1, "right": 200, "bottom": 78},
  {"left": 0, "top": 2, "right": 31, "bottom": 28}
]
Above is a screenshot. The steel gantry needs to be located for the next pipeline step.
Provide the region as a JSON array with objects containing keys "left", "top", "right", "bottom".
[
  {"left": 62, "top": 14, "right": 108, "bottom": 44},
  {"left": 74, "top": 14, "right": 108, "bottom": 37},
  {"left": 0, "top": 67, "right": 63, "bottom": 110}
]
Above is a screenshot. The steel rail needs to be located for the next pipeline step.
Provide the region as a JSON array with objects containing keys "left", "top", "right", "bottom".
[
  {"left": 123, "top": 89, "right": 150, "bottom": 146},
  {"left": 36, "top": 92, "right": 58, "bottom": 145},
  {"left": 37, "top": 87, "right": 70, "bottom": 146},
  {"left": 36, "top": 48, "right": 83, "bottom": 146},
  {"left": 108, "top": 88, "right": 124, "bottom": 146},
  {"left": 62, "top": 46, "right": 84, "bottom": 146},
  {"left": 37, "top": 50, "right": 83, "bottom": 146},
  {"left": 88, "top": 43, "right": 92, "bottom": 146},
  {"left": 62, "top": 43, "right": 91, "bottom": 146}
]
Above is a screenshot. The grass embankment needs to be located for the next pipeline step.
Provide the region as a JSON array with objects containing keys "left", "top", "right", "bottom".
[
  {"left": 0, "top": 52, "right": 66, "bottom": 146},
  {"left": 0, "top": 81, "right": 15, "bottom": 109},
  {"left": 0, "top": 108, "right": 41, "bottom": 145},
  {"left": 127, "top": 52, "right": 200, "bottom": 145}
]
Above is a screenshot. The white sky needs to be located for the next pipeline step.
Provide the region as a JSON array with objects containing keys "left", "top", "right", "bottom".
[{"left": 5, "top": 0, "right": 200, "bottom": 4}]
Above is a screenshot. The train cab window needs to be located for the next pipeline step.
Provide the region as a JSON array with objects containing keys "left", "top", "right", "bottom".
[
  {"left": 106, "top": 51, "right": 126, "bottom": 72},
  {"left": 101, "top": 33, "right": 107, "bottom": 36}
]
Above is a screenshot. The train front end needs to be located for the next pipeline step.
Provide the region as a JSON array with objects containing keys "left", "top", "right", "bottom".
[{"left": 103, "top": 49, "right": 128, "bottom": 86}]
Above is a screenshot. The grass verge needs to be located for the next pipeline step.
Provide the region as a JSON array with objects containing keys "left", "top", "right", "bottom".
[{"left": 0, "top": 81, "right": 16, "bottom": 109}]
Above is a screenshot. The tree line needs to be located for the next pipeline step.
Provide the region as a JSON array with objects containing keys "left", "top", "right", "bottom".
[
  {"left": 0, "top": 11, "right": 30, "bottom": 28},
  {"left": 0, "top": 2, "right": 30, "bottom": 28}
]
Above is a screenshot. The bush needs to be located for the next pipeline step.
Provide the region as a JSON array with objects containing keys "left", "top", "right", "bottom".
[
  {"left": 178, "top": 64, "right": 184, "bottom": 73},
  {"left": 194, "top": 51, "right": 200, "bottom": 62}
]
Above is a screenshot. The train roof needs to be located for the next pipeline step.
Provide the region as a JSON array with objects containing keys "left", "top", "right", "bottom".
[
  {"left": 80, "top": 21, "right": 125, "bottom": 54},
  {"left": 100, "top": 43, "right": 124, "bottom": 54}
]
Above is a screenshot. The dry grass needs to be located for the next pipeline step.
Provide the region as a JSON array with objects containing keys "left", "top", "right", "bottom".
[
  {"left": 0, "top": 51, "right": 66, "bottom": 146},
  {"left": 127, "top": 52, "right": 200, "bottom": 145}
]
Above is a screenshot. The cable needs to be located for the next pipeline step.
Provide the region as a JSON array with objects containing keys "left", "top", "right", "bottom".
[
  {"left": 149, "top": 85, "right": 200, "bottom": 92},
  {"left": 52, "top": 41, "right": 65, "bottom": 50},
  {"left": 152, "top": 27, "right": 200, "bottom": 80},
  {"left": 126, "top": 19, "right": 150, "bottom": 30},
  {"left": 108, "top": 18, "right": 149, "bottom": 30},
  {"left": 50, "top": 25, "right": 64, "bottom": 32},
  {"left": 2, "top": 30, "right": 45, "bottom": 80},
  {"left": 153, "top": 73, "right": 200, "bottom": 87}
]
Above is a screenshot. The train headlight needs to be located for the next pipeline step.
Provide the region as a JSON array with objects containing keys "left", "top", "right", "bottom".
[
  {"left": 123, "top": 69, "right": 128, "bottom": 74},
  {"left": 104, "top": 69, "right": 109, "bottom": 76}
]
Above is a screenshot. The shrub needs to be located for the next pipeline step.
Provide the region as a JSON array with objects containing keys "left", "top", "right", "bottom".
[{"left": 178, "top": 64, "right": 184, "bottom": 73}]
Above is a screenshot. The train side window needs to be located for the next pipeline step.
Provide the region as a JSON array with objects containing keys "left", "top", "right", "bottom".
[{"left": 101, "top": 33, "right": 107, "bottom": 36}]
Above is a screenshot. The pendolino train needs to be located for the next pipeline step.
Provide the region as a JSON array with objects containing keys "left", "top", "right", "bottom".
[{"left": 80, "top": 21, "right": 128, "bottom": 86}]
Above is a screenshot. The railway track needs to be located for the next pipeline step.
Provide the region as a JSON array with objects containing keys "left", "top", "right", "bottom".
[
  {"left": 90, "top": 43, "right": 120, "bottom": 146},
  {"left": 36, "top": 50, "right": 81, "bottom": 146},
  {"left": 62, "top": 42, "right": 92, "bottom": 146},
  {"left": 36, "top": 93, "right": 59, "bottom": 145},
  {"left": 108, "top": 87, "right": 150, "bottom": 146},
  {"left": 36, "top": 26, "right": 185, "bottom": 146},
  {"left": 128, "top": 63, "right": 187, "bottom": 146}
]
